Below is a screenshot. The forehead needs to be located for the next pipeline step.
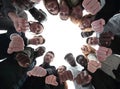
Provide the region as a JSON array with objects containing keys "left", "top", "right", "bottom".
[{"left": 45, "top": 52, "right": 54, "bottom": 57}]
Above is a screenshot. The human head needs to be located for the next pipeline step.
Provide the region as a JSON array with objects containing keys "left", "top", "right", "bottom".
[
  {"left": 70, "top": 3, "right": 83, "bottom": 24},
  {"left": 35, "top": 46, "right": 46, "bottom": 57},
  {"left": 81, "top": 45, "right": 96, "bottom": 56},
  {"left": 76, "top": 55, "right": 88, "bottom": 68},
  {"left": 57, "top": 65, "right": 66, "bottom": 74},
  {"left": 29, "top": 22, "right": 44, "bottom": 34},
  {"left": 86, "top": 37, "right": 99, "bottom": 45},
  {"left": 43, "top": 0, "right": 60, "bottom": 15},
  {"left": 64, "top": 53, "right": 77, "bottom": 67},
  {"left": 43, "top": 51, "right": 55, "bottom": 64},
  {"left": 59, "top": 0, "right": 70, "bottom": 20},
  {"left": 79, "top": 14, "right": 94, "bottom": 30},
  {"left": 29, "top": 35, "right": 45, "bottom": 45},
  {"left": 81, "top": 31, "right": 94, "bottom": 38}
]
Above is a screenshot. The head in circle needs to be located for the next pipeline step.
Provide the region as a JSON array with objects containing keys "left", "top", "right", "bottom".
[
  {"left": 43, "top": 51, "right": 55, "bottom": 64},
  {"left": 76, "top": 55, "right": 88, "bottom": 68},
  {"left": 59, "top": 0, "right": 70, "bottom": 20},
  {"left": 43, "top": 0, "right": 60, "bottom": 15},
  {"left": 81, "top": 31, "right": 94, "bottom": 38},
  {"left": 29, "top": 22, "right": 44, "bottom": 34},
  {"left": 86, "top": 37, "right": 99, "bottom": 45},
  {"left": 64, "top": 53, "right": 77, "bottom": 67},
  {"left": 57, "top": 65, "right": 66, "bottom": 74}
]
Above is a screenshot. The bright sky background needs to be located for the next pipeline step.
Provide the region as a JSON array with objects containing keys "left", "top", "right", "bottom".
[{"left": 26, "top": 1, "right": 88, "bottom": 89}]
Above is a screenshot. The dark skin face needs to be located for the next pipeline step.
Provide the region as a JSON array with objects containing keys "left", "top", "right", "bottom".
[
  {"left": 76, "top": 55, "right": 88, "bottom": 68},
  {"left": 65, "top": 55, "right": 77, "bottom": 67}
]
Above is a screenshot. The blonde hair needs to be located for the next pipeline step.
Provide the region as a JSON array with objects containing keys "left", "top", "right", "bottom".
[{"left": 81, "top": 45, "right": 96, "bottom": 57}]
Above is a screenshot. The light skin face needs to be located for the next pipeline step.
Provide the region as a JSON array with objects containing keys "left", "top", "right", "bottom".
[
  {"left": 30, "top": 22, "right": 44, "bottom": 34},
  {"left": 44, "top": 52, "right": 54, "bottom": 64},
  {"left": 57, "top": 65, "right": 66, "bottom": 74},
  {"left": 81, "top": 17, "right": 91, "bottom": 29},
  {"left": 88, "top": 37, "right": 99, "bottom": 45},
  {"left": 29, "top": 36, "right": 44, "bottom": 45},
  {"left": 46, "top": 0, "right": 59, "bottom": 15},
  {"left": 59, "top": 1, "right": 69, "bottom": 20},
  {"left": 81, "top": 45, "right": 90, "bottom": 54}
]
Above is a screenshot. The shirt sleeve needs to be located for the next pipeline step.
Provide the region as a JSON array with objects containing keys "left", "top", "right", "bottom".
[{"left": 2, "top": 0, "right": 16, "bottom": 17}]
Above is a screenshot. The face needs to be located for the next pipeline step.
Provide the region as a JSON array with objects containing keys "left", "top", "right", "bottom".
[
  {"left": 57, "top": 65, "right": 66, "bottom": 74},
  {"left": 36, "top": 46, "right": 46, "bottom": 56},
  {"left": 71, "top": 5, "right": 83, "bottom": 21},
  {"left": 30, "top": 22, "right": 44, "bottom": 34},
  {"left": 46, "top": 0, "right": 59, "bottom": 15},
  {"left": 44, "top": 52, "right": 54, "bottom": 63},
  {"left": 30, "top": 36, "right": 44, "bottom": 45},
  {"left": 76, "top": 55, "right": 88, "bottom": 67},
  {"left": 88, "top": 37, "right": 98, "bottom": 45},
  {"left": 80, "top": 18, "right": 91, "bottom": 30},
  {"left": 66, "top": 55, "right": 76, "bottom": 66},
  {"left": 81, "top": 45, "right": 90, "bottom": 54},
  {"left": 59, "top": 1, "right": 69, "bottom": 20}
]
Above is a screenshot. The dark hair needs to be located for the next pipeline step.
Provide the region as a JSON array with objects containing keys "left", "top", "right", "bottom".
[
  {"left": 47, "top": 51, "right": 55, "bottom": 57},
  {"left": 76, "top": 55, "right": 85, "bottom": 62},
  {"left": 43, "top": 0, "right": 60, "bottom": 15},
  {"left": 61, "top": 65, "right": 67, "bottom": 70},
  {"left": 64, "top": 53, "right": 73, "bottom": 60},
  {"left": 35, "top": 35, "right": 45, "bottom": 44},
  {"left": 35, "top": 46, "right": 46, "bottom": 57},
  {"left": 86, "top": 37, "right": 90, "bottom": 44},
  {"left": 81, "top": 31, "right": 94, "bottom": 38},
  {"left": 29, "top": 7, "right": 47, "bottom": 23}
]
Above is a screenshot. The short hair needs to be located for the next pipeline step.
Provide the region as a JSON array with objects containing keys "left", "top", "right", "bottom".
[
  {"left": 61, "top": 65, "right": 67, "bottom": 70},
  {"left": 76, "top": 55, "right": 85, "bottom": 62},
  {"left": 86, "top": 37, "right": 90, "bottom": 44},
  {"left": 47, "top": 51, "right": 55, "bottom": 57},
  {"left": 64, "top": 53, "right": 73, "bottom": 60},
  {"left": 81, "top": 31, "right": 94, "bottom": 38},
  {"left": 35, "top": 35, "right": 45, "bottom": 44}
]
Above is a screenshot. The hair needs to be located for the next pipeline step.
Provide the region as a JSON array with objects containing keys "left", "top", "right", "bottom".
[
  {"left": 43, "top": 0, "right": 60, "bottom": 15},
  {"left": 34, "top": 35, "right": 45, "bottom": 44},
  {"left": 29, "top": 7, "right": 47, "bottom": 23},
  {"left": 81, "top": 31, "right": 94, "bottom": 38},
  {"left": 47, "top": 51, "right": 55, "bottom": 57},
  {"left": 81, "top": 45, "right": 96, "bottom": 57},
  {"left": 86, "top": 37, "right": 90, "bottom": 44},
  {"left": 64, "top": 53, "right": 73, "bottom": 60},
  {"left": 61, "top": 65, "right": 67, "bottom": 70}
]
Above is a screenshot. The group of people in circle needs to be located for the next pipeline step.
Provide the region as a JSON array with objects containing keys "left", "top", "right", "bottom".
[{"left": 0, "top": 0, "right": 120, "bottom": 89}]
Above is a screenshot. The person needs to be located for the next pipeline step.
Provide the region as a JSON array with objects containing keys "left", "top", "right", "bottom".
[
  {"left": 0, "top": 33, "right": 45, "bottom": 59},
  {"left": 64, "top": 53, "right": 94, "bottom": 89},
  {"left": 45, "top": 65, "right": 69, "bottom": 89},
  {"left": 59, "top": 0, "right": 70, "bottom": 21},
  {"left": 76, "top": 54, "right": 120, "bottom": 89},
  {"left": 86, "top": 31, "right": 120, "bottom": 55},
  {"left": 43, "top": 0, "right": 60, "bottom": 15},
  {"left": 21, "top": 51, "right": 56, "bottom": 89},
  {"left": 0, "top": 0, "right": 43, "bottom": 32},
  {"left": 81, "top": 31, "right": 94, "bottom": 38},
  {"left": 0, "top": 45, "right": 46, "bottom": 89}
]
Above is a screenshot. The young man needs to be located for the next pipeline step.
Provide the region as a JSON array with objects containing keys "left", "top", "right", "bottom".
[{"left": 21, "top": 51, "right": 56, "bottom": 89}]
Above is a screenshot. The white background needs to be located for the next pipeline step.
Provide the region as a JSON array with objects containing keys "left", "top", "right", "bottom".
[{"left": 26, "top": 1, "right": 87, "bottom": 89}]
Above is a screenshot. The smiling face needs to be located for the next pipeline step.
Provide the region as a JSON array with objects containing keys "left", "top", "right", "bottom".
[
  {"left": 45, "top": 0, "right": 59, "bottom": 15},
  {"left": 87, "top": 37, "right": 99, "bottom": 45},
  {"left": 59, "top": 0, "right": 70, "bottom": 20},
  {"left": 30, "top": 22, "right": 44, "bottom": 34},
  {"left": 64, "top": 53, "right": 77, "bottom": 67}
]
